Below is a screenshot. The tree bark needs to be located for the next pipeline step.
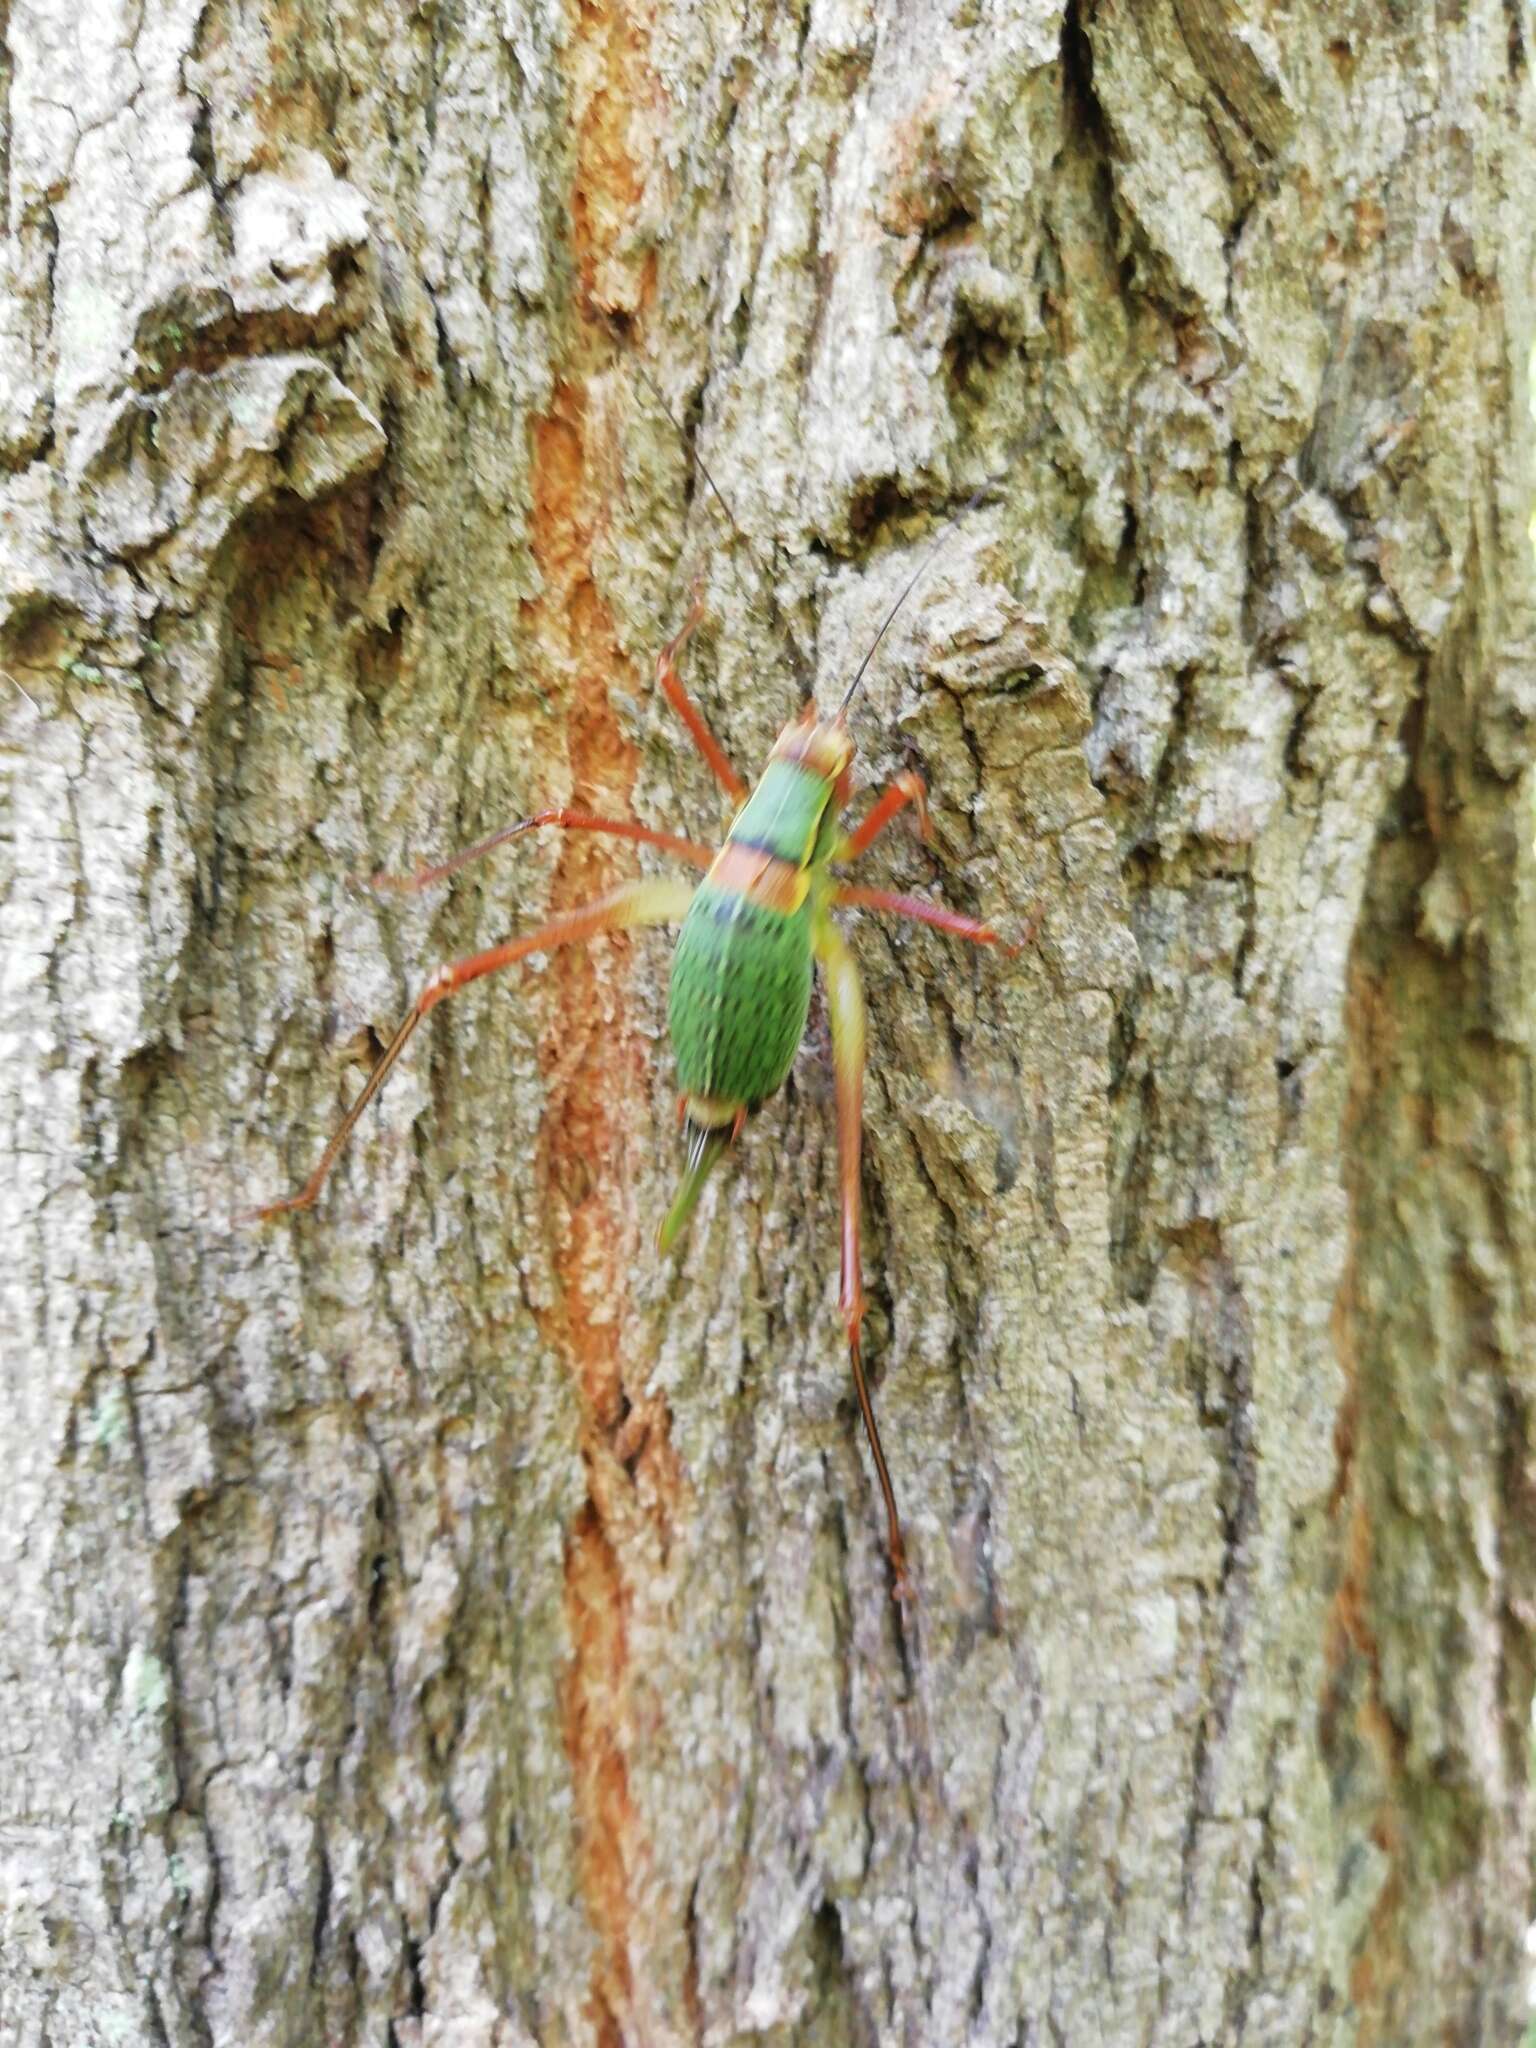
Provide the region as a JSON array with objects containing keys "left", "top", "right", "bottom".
[{"left": 3, "top": 1, "right": 1534, "bottom": 2043}]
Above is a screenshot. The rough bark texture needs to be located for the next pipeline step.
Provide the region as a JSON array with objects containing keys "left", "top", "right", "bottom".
[{"left": 3, "top": 1, "right": 1535, "bottom": 2044}]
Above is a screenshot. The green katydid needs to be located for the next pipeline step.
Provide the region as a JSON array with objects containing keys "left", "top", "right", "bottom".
[{"left": 249, "top": 508, "right": 1018, "bottom": 1602}]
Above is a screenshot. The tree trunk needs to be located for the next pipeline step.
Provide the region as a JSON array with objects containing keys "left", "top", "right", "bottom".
[{"left": 4, "top": 1, "right": 1534, "bottom": 2043}]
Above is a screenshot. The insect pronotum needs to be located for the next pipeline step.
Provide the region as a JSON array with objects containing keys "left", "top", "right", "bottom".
[{"left": 249, "top": 488, "right": 1017, "bottom": 1602}]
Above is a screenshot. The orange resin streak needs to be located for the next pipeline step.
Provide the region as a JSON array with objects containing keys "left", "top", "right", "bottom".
[
  {"left": 531, "top": 391, "right": 660, "bottom": 2045},
  {"left": 541, "top": 1, "right": 697, "bottom": 2031}
]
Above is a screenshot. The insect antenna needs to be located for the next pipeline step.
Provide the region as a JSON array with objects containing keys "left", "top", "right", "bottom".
[
  {"left": 837, "top": 475, "right": 1005, "bottom": 719},
  {"left": 627, "top": 354, "right": 816, "bottom": 700}
]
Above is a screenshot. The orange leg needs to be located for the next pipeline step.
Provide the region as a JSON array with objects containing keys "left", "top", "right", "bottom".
[
  {"left": 836, "top": 771, "right": 931, "bottom": 862},
  {"left": 835, "top": 885, "right": 1020, "bottom": 952},
  {"left": 246, "top": 877, "right": 695, "bottom": 1221},
  {"left": 812, "top": 909, "right": 910, "bottom": 1603},
  {"left": 367, "top": 810, "right": 712, "bottom": 893},
  {"left": 656, "top": 588, "right": 748, "bottom": 803}
]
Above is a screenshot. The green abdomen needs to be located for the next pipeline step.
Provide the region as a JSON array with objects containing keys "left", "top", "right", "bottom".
[{"left": 669, "top": 884, "right": 814, "bottom": 1109}]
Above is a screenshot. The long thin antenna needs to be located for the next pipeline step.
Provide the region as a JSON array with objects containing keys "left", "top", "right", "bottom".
[
  {"left": 837, "top": 476, "right": 1004, "bottom": 718},
  {"left": 628, "top": 356, "right": 746, "bottom": 538},
  {"left": 627, "top": 354, "right": 816, "bottom": 698}
]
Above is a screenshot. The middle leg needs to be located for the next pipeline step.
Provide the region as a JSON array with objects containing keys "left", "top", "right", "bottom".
[
  {"left": 367, "top": 811, "right": 712, "bottom": 894},
  {"left": 835, "top": 884, "right": 1017, "bottom": 950}
]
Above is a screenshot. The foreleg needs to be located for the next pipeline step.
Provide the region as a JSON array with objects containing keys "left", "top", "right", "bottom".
[
  {"left": 655, "top": 587, "right": 748, "bottom": 803},
  {"left": 835, "top": 772, "right": 930, "bottom": 863}
]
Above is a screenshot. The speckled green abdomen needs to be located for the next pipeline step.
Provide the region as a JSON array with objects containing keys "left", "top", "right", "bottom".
[{"left": 669, "top": 885, "right": 814, "bottom": 1109}]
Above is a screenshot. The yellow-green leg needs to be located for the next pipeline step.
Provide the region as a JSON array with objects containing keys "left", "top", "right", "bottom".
[
  {"left": 813, "top": 908, "right": 910, "bottom": 1603},
  {"left": 248, "top": 877, "right": 695, "bottom": 1220}
]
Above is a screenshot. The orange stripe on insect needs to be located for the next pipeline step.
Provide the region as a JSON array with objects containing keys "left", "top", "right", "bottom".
[{"left": 705, "top": 840, "right": 811, "bottom": 913}]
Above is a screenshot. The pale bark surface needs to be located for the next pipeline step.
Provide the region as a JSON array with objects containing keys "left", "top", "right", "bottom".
[{"left": 3, "top": 1, "right": 1535, "bottom": 2044}]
